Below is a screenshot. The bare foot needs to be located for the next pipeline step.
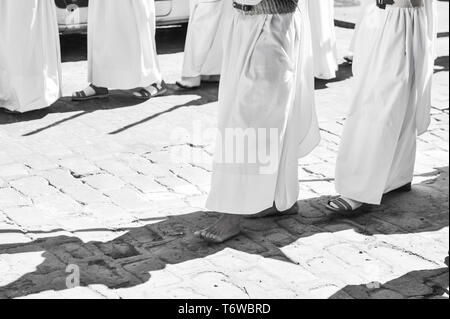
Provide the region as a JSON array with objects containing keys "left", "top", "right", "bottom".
[{"left": 194, "top": 214, "right": 243, "bottom": 244}]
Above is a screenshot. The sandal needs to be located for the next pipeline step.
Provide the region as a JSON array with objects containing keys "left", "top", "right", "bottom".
[
  {"left": 134, "top": 81, "right": 168, "bottom": 100},
  {"left": 326, "top": 197, "right": 364, "bottom": 216},
  {"left": 72, "top": 84, "right": 109, "bottom": 101},
  {"left": 344, "top": 55, "right": 353, "bottom": 64},
  {"left": 175, "top": 81, "right": 200, "bottom": 90}
]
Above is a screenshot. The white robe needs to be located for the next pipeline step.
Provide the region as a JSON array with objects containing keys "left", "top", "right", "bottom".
[
  {"left": 307, "top": 0, "right": 338, "bottom": 79},
  {"left": 0, "top": 0, "right": 62, "bottom": 113},
  {"left": 335, "top": 1, "right": 434, "bottom": 205},
  {"left": 181, "top": 0, "right": 231, "bottom": 78},
  {"left": 88, "top": 0, "right": 162, "bottom": 89},
  {"left": 206, "top": 4, "right": 321, "bottom": 215},
  {"left": 348, "top": 0, "right": 375, "bottom": 54}
]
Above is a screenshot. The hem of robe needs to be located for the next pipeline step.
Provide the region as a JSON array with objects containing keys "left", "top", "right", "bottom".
[
  {"left": 181, "top": 71, "right": 221, "bottom": 78},
  {"left": 337, "top": 177, "right": 413, "bottom": 205},
  {"left": 89, "top": 73, "right": 163, "bottom": 90},
  {"left": 206, "top": 171, "right": 296, "bottom": 215},
  {"left": 0, "top": 95, "right": 59, "bottom": 113}
]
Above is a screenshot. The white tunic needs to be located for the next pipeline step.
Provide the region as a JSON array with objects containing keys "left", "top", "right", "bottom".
[
  {"left": 0, "top": 0, "right": 62, "bottom": 113},
  {"left": 348, "top": 0, "right": 375, "bottom": 54},
  {"left": 182, "top": 0, "right": 231, "bottom": 78},
  {"left": 88, "top": 0, "right": 162, "bottom": 89},
  {"left": 307, "top": 0, "right": 338, "bottom": 79},
  {"left": 206, "top": 4, "right": 321, "bottom": 215},
  {"left": 335, "top": 0, "right": 434, "bottom": 205}
]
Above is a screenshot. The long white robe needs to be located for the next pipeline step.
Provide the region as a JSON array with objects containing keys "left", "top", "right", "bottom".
[
  {"left": 335, "top": 0, "right": 434, "bottom": 205},
  {"left": 348, "top": 0, "right": 375, "bottom": 54},
  {"left": 88, "top": 0, "right": 162, "bottom": 89},
  {"left": 206, "top": 4, "right": 321, "bottom": 215},
  {"left": 181, "top": 0, "right": 231, "bottom": 78},
  {"left": 307, "top": 0, "right": 339, "bottom": 79},
  {"left": 0, "top": 0, "right": 62, "bottom": 113}
]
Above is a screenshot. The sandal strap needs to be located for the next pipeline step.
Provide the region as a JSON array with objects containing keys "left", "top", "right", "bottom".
[
  {"left": 330, "top": 197, "right": 354, "bottom": 211},
  {"left": 151, "top": 82, "right": 163, "bottom": 92},
  {"left": 137, "top": 88, "right": 151, "bottom": 98},
  {"left": 89, "top": 84, "right": 108, "bottom": 96},
  {"left": 75, "top": 90, "right": 86, "bottom": 98}
]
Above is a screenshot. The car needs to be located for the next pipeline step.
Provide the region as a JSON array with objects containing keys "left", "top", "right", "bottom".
[{"left": 55, "top": 0, "right": 190, "bottom": 34}]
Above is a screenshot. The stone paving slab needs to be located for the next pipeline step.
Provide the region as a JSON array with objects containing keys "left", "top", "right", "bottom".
[{"left": 0, "top": 1, "right": 448, "bottom": 299}]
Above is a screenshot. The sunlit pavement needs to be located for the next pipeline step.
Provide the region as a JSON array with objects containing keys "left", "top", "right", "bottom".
[{"left": 0, "top": 2, "right": 448, "bottom": 299}]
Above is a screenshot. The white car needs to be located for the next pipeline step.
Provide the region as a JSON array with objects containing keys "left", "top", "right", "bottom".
[{"left": 55, "top": 0, "right": 190, "bottom": 34}]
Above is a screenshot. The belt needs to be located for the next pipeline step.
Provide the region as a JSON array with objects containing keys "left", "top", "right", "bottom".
[
  {"left": 376, "top": 0, "right": 424, "bottom": 9},
  {"left": 232, "top": 1, "right": 254, "bottom": 12},
  {"left": 231, "top": 0, "right": 298, "bottom": 15}
]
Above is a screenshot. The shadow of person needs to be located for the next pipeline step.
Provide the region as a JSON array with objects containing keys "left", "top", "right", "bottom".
[
  {"left": 329, "top": 260, "right": 449, "bottom": 299},
  {"left": 0, "top": 167, "right": 448, "bottom": 298},
  {"left": 0, "top": 81, "right": 219, "bottom": 138},
  {"left": 315, "top": 62, "right": 354, "bottom": 90}
]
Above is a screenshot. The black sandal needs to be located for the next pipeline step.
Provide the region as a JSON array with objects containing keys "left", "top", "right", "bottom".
[
  {"left": 175, "top": 81, "right": 200, "bottom": 90},
  {"left": 72, "top": 84, "right": 109, "bottom": 101},
  {"left": 133, "top": 81, "right": 168, "bottom": 100},
  {"left": 326, "top": 197, "right": 364, "bottom": 216}
]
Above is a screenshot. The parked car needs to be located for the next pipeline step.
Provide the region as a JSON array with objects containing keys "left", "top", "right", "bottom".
[{"left": 55, "top": 0, "right": 190, "bottom": 34}]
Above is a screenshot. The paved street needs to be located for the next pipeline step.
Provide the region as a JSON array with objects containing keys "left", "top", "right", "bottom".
[{"left": 0, "top": 1, "right": 448, "bottom": 299}]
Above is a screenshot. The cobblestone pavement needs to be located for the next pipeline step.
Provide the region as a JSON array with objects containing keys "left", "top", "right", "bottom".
[{"left": 0, "top": 2, "right": 448, "bottom": 299}]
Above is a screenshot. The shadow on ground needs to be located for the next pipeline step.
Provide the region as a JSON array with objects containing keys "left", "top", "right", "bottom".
[
  {"left": 0, "top": 82, "right": 219, "bottom": 135},
  {"left": 315, "top": 62, "right": 353, "bottom": 90},
  {"left": 0, "top": 167, "right": 448, "bottom": 299},
  {"left": 330, "top": 263, "right": 449, "bottom": 299}
]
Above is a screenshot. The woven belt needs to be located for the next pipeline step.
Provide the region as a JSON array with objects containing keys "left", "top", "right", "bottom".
[
  {"left": 232, "top": 1, "right": 253, "bottom": 12},
  {"left": 232, "top": 0, "right": 298, "bottom": 15},
  {"left": 376, "top": 0, "right": 424, "bottom": 9}
]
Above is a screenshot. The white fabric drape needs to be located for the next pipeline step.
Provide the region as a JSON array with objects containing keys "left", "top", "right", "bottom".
[
  {"left": 307, "top": 0, "right": 338, "bottom": 79},
  {"left": 182, "top": 0, "right": 231, "bottom": 78},
  {"left": 88, "top": 0, "right": 162, "bottom": 89},
  {"left": 349, "top": 0, "right": 376, "bottom": 54},
  {"left": 206, "top": 6, "right": 320, "bottom": 215},
  {"left": 335, "top": 2, "right": 434, "bottom": 205},
  {"left": 0, "top": 0, "right": 62, "bottom": 113}
]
